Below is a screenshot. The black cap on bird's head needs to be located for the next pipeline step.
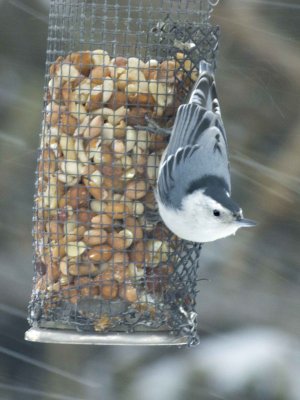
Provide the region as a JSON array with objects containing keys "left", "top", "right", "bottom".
[
  {"left": 187, "top": 175, "right": 256, "bottom": 227},
  {"left": 204, "top": 179, "right": 239, "bottom": 212}
]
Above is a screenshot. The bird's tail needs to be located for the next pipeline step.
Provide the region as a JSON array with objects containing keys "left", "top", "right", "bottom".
[
  {"left": 199, "top": 60, "right": 214, "bottom": 74},
  {"left": 188, "top": 60, "right": 221, "bottom": 115}
]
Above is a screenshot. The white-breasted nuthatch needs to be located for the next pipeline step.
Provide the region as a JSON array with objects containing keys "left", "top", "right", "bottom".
[{"left": 156, "top": 61, "right": 256, "bottom": 243}]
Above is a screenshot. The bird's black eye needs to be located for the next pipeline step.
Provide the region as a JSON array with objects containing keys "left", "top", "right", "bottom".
[{"left": 213, "top": 209, "right": 220, "bottom": 217}]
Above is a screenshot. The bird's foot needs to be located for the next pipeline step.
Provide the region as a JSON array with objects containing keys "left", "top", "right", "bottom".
[
  {"left": 144, "top": 207, "right": 162, "bottom": 225},
  {"left": 135, "top": 115, "right": 172, "bottom": 136}
]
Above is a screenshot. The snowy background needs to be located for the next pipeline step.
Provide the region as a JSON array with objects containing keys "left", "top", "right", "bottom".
[{"left": 0, "top": 0, "right": 299, "bottom": 399}]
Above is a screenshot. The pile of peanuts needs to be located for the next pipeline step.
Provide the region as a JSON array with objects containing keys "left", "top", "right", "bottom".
[{"left": 33, "top": 49, "right": 197, "bottom": 330}]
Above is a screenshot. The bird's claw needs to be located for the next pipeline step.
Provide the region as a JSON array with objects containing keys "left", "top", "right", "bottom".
[
  {"left": 135, "top": 115, "right": 172, "bottom": 136},
  {"left": 144, "top": 207, "right": 162, "bottom": 225}
]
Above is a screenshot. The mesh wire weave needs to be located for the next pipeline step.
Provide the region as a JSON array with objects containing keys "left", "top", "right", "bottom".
[{"left": 29, "top": 0, "right": 219, "bottom": 346}]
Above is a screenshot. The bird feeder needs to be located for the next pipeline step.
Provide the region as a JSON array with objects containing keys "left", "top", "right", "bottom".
[{"left": 25, "top": 0, "right": 219, "bottom": 346}]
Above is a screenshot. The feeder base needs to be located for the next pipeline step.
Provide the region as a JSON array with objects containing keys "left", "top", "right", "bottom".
[{"left": 25, "top": 328, "right": 189, "bottom": 346}]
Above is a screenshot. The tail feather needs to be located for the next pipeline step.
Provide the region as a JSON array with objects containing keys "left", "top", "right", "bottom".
[
  {"left": 188, "top": 61, "right": 221, "bottom": 116},
  {"left": 199, "top": 60, "right": 214, "bottom": 74}
]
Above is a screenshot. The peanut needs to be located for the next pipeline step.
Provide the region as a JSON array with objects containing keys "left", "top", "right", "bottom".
[
  {"left": 91, "top": 213, "right": 113, "bottom": 229},
  {"left": 123, "top": 216, "right": 143, "bottom": 240},
  {"left": 107, "top": 106, "right": 127, "bottom": 125},
  {"left": 107, "top": 229, "right": 133, "bottom": 250},
  {"left": 147, "top": 152, "right": 160, "bottom": 182},
  {"left": 82, "top": 177, "right": 108, "bottom": 201},
  {"left": 75, "top": 277, "right": 99, "bottom": 297},
  {"left": 72, "top": 78, "right": 92, "bottom": 103},
  {"left": 112, "top": 265, "right": 129, "bottom": 283},
  {"left": 76, "top": 208, "right": 95, "bottom": 226},
  {"left": 125, "top": 126, "right": 137, "bottom": 152},
  {"left": 83, "top": 229, "right": 108, "bottom": 246},
  {"left": 59, "top": 133, "right": 77, "bottom": 160},
  {"left": 87, "top": 244, "right": 113, "bottom": 263},
  {"left": 64, "top": 225, "right": 86, "bottom": 243},
  {"left": 94, "top": 270, "right": 118, "bottom": 300},
  {"left": 68, "top": 263, "right": 99, "bottom": 276},
  {"left": 129, "top": 241, "right": 148, "bottom": 267},
  {"left": 90, "top": 66, "right": 107, "bottom": 85},
  {"left": 108, "top": 252, "right": 130, "bottom": 267},
  {"left": 83, "top": 115, "right": 103, "bottom": 138},
  {"left": 114, "top": 56, "right": 128, "bottom": 67},
  {"left": 104, "top": 202, "right": 129, "bottom": 219},
  {"left": 107, "top": 91, "right": 127, "bottom": 110},
  {"left": 66, "top": 241, "right": 87, "bottom": 258},
  {"left": 65, "top": 185, "right": 90, "bottom": 209},
  {"left": 45, "top": 220, "right": 64, "bottom": 241},
  {"left": 61, "top": 285, "right": 79, "bottom": 304},
  {"left": 35, "top": 47, "right": 198, "bottom": 321},
  {"left": 92, "top": 49, "right": 110, "bottom": 66},
  {"left": 38, "top": 149, "right": 56, "bottom": 177},
  {"left": 55, "top": 63, "right": 80, "bottom": 82},
  {"left": 119, "top": 284, "right": 137, "bottom": 303},
  {"left": 66, "top": 51, "right": 93, "bottom": 75},
  {"left": 125, "top": 180, "right": 147, "bottom": 200}
]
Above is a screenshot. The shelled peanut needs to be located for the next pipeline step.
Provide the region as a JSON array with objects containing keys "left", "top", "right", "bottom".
[{"left": 33, "top": 49, "right": 197, "bottom": 328}]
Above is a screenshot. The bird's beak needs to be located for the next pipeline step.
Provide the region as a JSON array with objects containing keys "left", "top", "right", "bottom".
[{"left": 236, "top": 217, "right": 256, "bottom": 228}]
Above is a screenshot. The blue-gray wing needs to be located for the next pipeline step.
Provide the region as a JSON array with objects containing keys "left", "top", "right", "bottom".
[
  {"left": 165, "top": 102, "right": 228, "bottom": 157},
  {"left": 157, "top": 104, "right": 231, "bottom": 209}
]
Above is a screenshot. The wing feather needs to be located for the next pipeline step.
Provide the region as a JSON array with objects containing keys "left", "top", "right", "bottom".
[
  {"left": 158, "top": 104, "right": 230, "bottom": 209},
  {"left": 157, "top": 64, "right": 231, "bottom": 210},
  {"left": 165, "top": 103, "right": 227, "bottom": 158}
]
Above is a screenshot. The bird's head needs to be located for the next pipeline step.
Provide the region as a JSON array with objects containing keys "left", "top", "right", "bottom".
[{"left": 181, "top": 180, "right": 256, "bottom": 243}]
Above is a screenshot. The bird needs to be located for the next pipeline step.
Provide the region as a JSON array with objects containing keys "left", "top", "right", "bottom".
[{"left": 155, "top": 60, "right": 256, "bottom": 243}]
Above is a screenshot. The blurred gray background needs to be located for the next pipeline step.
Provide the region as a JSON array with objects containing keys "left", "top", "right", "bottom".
[{"left": 0, "top": 0, "right": 299, "bottom": 399}]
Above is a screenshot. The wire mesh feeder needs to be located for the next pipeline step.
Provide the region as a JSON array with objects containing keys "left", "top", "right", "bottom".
[{"left": 25, "top": 0, "right": 219, "bottom": 347}]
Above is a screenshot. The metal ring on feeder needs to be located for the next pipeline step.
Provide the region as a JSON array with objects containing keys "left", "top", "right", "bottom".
[{"left": 26, "top": 0, "right": 219, "bottom": 347}]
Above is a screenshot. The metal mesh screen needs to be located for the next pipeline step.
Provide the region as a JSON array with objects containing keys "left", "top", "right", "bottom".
[{"left": 28, "top": 0, "right": 219, "bottom": 346}]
